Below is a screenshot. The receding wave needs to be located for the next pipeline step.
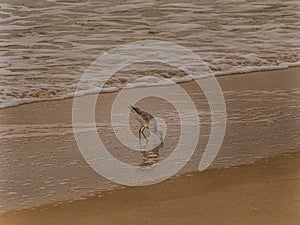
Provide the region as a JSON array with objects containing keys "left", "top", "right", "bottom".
[{"left": 0, "top": 0, "right": 299, "bottom": 108}]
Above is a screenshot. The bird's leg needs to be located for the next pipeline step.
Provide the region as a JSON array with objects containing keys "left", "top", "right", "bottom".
[
  {"left": 138, "top": 126, "right": 144, "bottom": 153},
  {"left": 141, "top": 127, "right": 148, "bottom": 143},
  {"left": 138, "top": 126, "right": 143, "bottom": 140}
]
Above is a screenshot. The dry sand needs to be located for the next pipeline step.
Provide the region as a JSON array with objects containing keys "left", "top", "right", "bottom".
[{"left": 0, "top": 67, "right": 299, "bottom": 224}]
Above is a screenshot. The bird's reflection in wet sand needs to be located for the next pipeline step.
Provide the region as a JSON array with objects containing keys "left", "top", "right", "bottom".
[{"left": 140, "top": 142, "right": 164, "bottom": 166}]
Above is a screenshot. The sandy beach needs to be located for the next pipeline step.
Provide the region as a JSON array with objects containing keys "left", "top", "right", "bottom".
[
  {"left": 0, "top": 67, "right": 299, "bottom": 224},
  {"left": 1, "top": 0, "right": 299, "bottom": 223},
  {"left": 1, "top": 151, "right": 300, "bottom": 225}
]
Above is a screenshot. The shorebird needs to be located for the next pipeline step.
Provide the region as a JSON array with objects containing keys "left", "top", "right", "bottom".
[{"left": 129, "top": 105, "right": 163, "bottom": 143}]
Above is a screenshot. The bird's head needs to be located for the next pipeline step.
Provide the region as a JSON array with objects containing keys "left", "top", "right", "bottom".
[{"left": 128, "top": 105, "right": 138, "bottom": 113}]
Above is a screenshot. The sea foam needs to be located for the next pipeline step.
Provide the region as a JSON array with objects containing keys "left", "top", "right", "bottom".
[{"left": 0, "top": 0, "right": 299, "bottom": 108}]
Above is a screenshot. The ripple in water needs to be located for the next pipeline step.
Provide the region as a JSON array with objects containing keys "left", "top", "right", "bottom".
[{"left": 0, "top": 0, "right": 299, "bottom": 108}]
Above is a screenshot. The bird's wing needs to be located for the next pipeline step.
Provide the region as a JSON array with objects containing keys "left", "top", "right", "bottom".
[{"left": 139, "top": 110, "right": 153, "bottom": 121}]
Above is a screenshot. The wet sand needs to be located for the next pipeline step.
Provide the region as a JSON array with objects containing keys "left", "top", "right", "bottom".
[
  {"left": 0, "top": 67, "right": 300, "bottom": 223},
  {"left": 1, "top": 151, "right": 300, "bottom": 225}
]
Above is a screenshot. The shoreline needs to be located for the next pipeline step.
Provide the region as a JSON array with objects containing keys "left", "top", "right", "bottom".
[
  {"left": 0, "top": 67, "right": 299, "bottom": 218},
  {"left": 1, "top": 0, "right": 300, "bottom": 222},
  {"left": 0, "top": 65, "right": 299, "bottom": 110}
]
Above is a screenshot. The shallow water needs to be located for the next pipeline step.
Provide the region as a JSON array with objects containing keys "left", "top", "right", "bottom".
[{"left": 0, "top": 0, "right": 300, "bottom": 108}]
